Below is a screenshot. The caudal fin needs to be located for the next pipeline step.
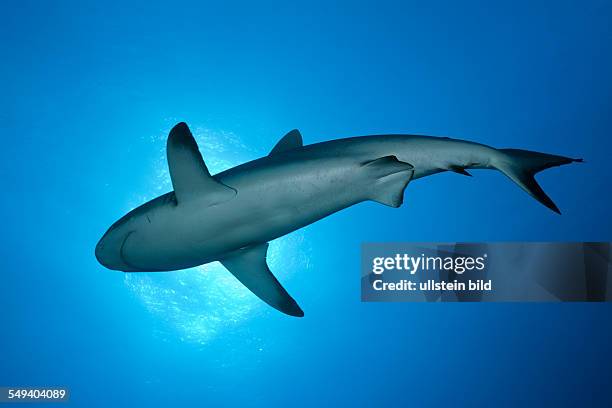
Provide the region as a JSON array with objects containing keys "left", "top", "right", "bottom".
[{"left": 495, "top": 148, "right": 583, "bottom": 214}]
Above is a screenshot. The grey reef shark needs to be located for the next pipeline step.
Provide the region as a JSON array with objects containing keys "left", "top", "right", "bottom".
[{"left": 96, "top": 122, "right": 582, "bottom": 316}]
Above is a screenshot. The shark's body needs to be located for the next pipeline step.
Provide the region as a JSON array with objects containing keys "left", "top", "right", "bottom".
[{"left": 95, "top": 123, "right": 581, "bottom": 316}]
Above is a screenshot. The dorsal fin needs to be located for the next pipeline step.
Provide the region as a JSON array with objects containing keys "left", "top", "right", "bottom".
[
  {"left": 166, "top": 122, "right": 236, "bottom": 205},
  {"left": 269, "top": 129, "right": 303, "bottom": 156}
]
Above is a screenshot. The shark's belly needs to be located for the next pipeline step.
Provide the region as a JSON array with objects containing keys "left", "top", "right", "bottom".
[
  {"left": 120, "top": 150, "right": 411, "bottom": 270},
  {"left": 118, "top": 164, "right": 366, "bottom": 271},
  {"left": 117, "top": 202, "right": 216, "bottom": 270},
  {"left": 220, "top": 158, "right": 370, "bottom": 243}
]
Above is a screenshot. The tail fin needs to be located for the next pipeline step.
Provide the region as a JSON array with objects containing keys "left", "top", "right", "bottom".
[{"left": 495, "top": 148, "right": 583, "bottom": 214}]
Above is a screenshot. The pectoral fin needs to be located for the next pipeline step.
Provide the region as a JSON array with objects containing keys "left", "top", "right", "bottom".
[
  {"left": 220, "top": 243, "right": 304, "bottom": 317},
  {"left": 166, "top": 122, "right": 236, "bottom": 205}
]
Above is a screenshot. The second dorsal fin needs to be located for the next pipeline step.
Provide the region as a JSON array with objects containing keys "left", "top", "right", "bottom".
[{"left": 269, "top": 129, "right": 303, "bottom": 155}]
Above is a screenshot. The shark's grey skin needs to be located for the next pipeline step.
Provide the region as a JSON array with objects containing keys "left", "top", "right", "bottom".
[{"left": 95, "top": 122, "right": 581, "bottom": 316}]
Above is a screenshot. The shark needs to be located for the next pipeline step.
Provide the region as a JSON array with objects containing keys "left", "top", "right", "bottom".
[{"left": 95, "top": 122, "right": 582, "bottom": 316}]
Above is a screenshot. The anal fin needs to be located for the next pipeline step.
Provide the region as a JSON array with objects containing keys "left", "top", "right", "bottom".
[{"left": 449, "top": 166, "right": 472, "bottom": 176}]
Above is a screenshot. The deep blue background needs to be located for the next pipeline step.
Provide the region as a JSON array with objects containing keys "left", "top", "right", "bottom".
[{"left": 1, "top": 0, "right": 611, "bottom": 406}]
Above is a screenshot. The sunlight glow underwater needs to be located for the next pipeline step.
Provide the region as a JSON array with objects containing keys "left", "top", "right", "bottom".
[{"left": 122, "top": 125, "right": 311, "bottom": 345}]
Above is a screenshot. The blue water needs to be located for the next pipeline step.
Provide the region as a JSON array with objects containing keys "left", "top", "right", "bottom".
[{"left": 1, "top": 1, "right": 611, "bottom": 406}]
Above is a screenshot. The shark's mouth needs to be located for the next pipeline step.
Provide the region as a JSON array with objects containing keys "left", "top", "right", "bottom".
[
  {"left": 119, "top": 231, "right": 145, "bottom": 272},
  {"left": 119, "top": 231, "right": 169, "bottom": 272}
]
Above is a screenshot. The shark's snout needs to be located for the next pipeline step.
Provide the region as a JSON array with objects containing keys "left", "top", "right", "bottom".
[
  {"left": 95, "top": 230, "right": 118, "bottom": 270},
  {"left": 94, "top": 238, "right": 105, "bottom": 264},
  {"left": 95, "top": 228, "right": 137, "bottom": 271}
]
